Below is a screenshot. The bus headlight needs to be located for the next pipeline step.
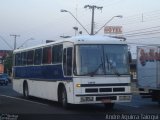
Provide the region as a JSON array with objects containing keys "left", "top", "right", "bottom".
[
  {"left": 80, "top": 97, "right": 94, "bottom": 102},
  {"left": 76, "top": 84, "right": 81, "bottom": 87}
]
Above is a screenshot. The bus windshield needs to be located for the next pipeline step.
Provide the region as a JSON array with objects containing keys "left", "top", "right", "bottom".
[{"left": 74, "top": 44, "right": 129, "bottom": 76}]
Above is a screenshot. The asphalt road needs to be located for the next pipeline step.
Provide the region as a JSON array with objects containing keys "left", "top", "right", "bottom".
[{"left": 0, "top": 83, "right": 160, "bottom": 120}]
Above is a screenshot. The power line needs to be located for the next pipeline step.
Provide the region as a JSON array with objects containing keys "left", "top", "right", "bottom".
[
  {"left": 121, "top": 26, "right": 160, "bottom": 38},
  {"left": 124, "top": 26, "right": 160, "bottom": 33},
  {"left": 121, "top": 15, "right": 160, "bottom": 26},
  {"left": 126, "top": 31, "right": 160, "bottom": 38},
  {"left": 124, "top": 29, "right": 160, "bottom": 37},
  {"left": 122, "top": 26, "right": 160, "bottom": 38},
  {"left": 127, "top": 36, "right": 160, "bottom": 41},
  {"left": 108, "top": 9, "right": 160, "bottom": 27},
  {"left": 0, "top": 35, "right": 13, "bottom": 50},
  {"left": 128, "top": 42, "right": 160, "bottom": 46}
]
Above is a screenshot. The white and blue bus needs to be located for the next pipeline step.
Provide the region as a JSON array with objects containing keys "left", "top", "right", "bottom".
[{"left": 13, "top": 35, "right": 132, "bottom": 109}]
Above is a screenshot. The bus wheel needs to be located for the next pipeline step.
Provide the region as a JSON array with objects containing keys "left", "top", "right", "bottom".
[
  {"left": 104, "top": 103, "right": 115, "bottom": 110},
  {"left": 61, "top": 87, "right": 69, "bottom": 109},
  {"left": 23, "top": 82, "right": 29, "bottom": 99}
]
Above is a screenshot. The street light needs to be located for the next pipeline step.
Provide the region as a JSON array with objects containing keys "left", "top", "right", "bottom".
[
  {"left": 60, "top": 9, "right": 90, "bottom": 35},
  {"left": 17, "top": 38, "right": 34, "bottom": 49},
  {"left": 94, "top": 15, "right": 123, "bottom": 35},
  {"left": 73, "top": 26, "right": 78, "bottom": 36}
]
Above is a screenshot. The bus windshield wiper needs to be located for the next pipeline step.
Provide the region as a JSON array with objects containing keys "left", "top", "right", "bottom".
[
  {"left": 89, "top": 63, "right": 103, "bottom": 77},
  {"left": 110, "top": 65, "right": 120, "bottom": 76}
]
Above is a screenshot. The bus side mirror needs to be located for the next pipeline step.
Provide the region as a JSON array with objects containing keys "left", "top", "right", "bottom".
[{"left": 128, "top": 51, "right": 132, "bottom": 63}]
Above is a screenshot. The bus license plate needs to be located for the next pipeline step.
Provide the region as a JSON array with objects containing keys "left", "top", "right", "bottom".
[{"left": 102, "top": 99, "right": 111, "bottom": 103}]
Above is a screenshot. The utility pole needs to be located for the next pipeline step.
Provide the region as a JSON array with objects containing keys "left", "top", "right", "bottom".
[
  {"left": 10, "top": 34, "right": 20, "bottom": 50},
  {"left": 84, "top": 5, "right": 103, "bottom": 35}
]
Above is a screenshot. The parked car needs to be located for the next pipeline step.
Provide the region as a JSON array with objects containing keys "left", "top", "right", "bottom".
[
  {"left": 0, "top": 73, "right": 12, "bottom": 83},
  {"left": 0, "top": 74, "right": 8, "bottom": 86}
]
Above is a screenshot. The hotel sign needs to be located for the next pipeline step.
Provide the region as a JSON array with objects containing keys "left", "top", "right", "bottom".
[{"left": 104, "top": 26, "right": 122, "bottom": 34}]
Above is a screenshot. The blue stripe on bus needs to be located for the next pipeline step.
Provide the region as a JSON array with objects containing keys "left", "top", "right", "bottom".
[{"left": 13, "top": 64, "right": 72, "bottom": 81}]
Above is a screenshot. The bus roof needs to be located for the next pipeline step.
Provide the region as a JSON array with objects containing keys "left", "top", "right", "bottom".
[
  {"left": 70, "top": 35, "right": 126, "bottom": 44},
  {"left": 14, "top": 35, "right": 127, "bottom": 53}
]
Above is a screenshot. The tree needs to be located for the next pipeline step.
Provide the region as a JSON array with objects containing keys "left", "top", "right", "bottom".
[{"left": 4, "top": 51, "right": 13, "bottom": 75}]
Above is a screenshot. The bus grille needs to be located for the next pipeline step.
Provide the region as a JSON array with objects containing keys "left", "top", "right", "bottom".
[
  {"left": 99, "top": 88, "right": 112, "bottom": 92},
  {"left": 85, "top": 87, "right": 125, "bottom": 93},
  {"left": 85, "top": 88, "right": 98, "bottom": 93}
]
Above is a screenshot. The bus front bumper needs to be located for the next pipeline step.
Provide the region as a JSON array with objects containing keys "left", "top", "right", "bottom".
[{"left": 74, "top": 93, "right": 132, "bottom": 104}]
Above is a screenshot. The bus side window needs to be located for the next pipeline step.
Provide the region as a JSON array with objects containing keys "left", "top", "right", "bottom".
[
  {"left": 52, "top": 45, "right": 63, "bottom": 63},
  {"left": 34, "top": 48, "right": 42, "bottom": 65},
  {"left": 27, "top": 50, "right": 34, "bottom": 65},
  {"left": 63, "top": 47, "right": 73, "bottom": 76},
  {"left": 15, "top": 53, "right": 21, "bottom": 66},
  {"left": 43, "top": 47, "right": 51, "bottom": 64},
  {"left": 21, "top": 52, "right": 27, "bottom": 66}
]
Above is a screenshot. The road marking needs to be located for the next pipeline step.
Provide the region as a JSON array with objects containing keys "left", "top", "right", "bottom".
[{"left": 0, "top": 94, "right": 49, "bottom": 107}]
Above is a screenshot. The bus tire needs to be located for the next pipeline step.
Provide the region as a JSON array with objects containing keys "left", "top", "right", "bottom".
[
  {"left": 60, "top": 86, "right": 69, "bottom": 109},
  {"left": 23, "top": 82, "right": 29, "bottom": 99},
  {"left": 104, "top": 103, "right": 115, "bottom": 110}
]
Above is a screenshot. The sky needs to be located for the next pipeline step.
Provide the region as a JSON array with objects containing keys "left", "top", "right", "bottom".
[{"left": 0, "top": 0, "right": 160, "bottom": 58}]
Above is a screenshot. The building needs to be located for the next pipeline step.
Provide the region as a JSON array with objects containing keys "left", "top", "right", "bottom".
[
  {"left": 0, "top": 50, "right": 11, "bottom": 58},
  {"left": 0, "top": 50, "right": 12, "bottom": 73}
]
